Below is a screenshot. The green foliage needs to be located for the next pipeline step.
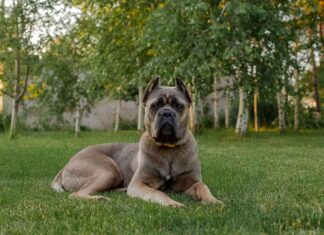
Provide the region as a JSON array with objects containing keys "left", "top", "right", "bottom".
[
  {"left": 0, "top": 113, "right": 10, "bottom": 132},
  {"left": 0, "top": 0, "right": 61, "bottom": 96},
  {"left": 1, "top": 0, "right": 323, "bottom": 132},
  {"left": 317, "top": 61, "right": 324, "bottom": 109},
  {"left": 36, "top": 22, "right": 104, "bottom": 117},
  {"left": 119, "top": 118, "right": 137, "bottom": 130}
]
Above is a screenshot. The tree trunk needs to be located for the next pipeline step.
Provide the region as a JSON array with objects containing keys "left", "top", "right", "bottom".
[
  {"left": 311, "top": 48, "right": 321, "bottom": 118},
  {"left": 235, "top": 87, "right": 244, "bottom": 134},
  {"left": 253, "top": 89, "right": 259, "bottom": 132},
  {"left": 189, "top": 77, "right": 196, "bottom": 132},
  {"left": 294, "top": 70, "right": 299, "bottom": 130},
  {"left": 294, "top": 96, "right": 299, "bottom": 131},
  {"left": 137, "top": 86, "right": 144, "bottom": 132},
  {"left": 241, "top": 102, "right": 249, "bottom": 136},
  {"left": 74, "top": 99, "right": 81, "bottom": 137},
  {"left": 8, "top": 0, "right": 30, "bottom": 138},
  {"left": 9, "top": 49, "right": 20, "bottom": 138},
  {"left": 114, "top": 98, "right": 121, "bottom": 132},
  {"left": 224, "top": 90, "right": 230, "bottom": 128},
  {"left": 9, "top": 99, "right": 19, "bottom": 138},
  {"left": 213, "top": 76, "right": 220, "bottom": 128},
  {"left": 235, "top": 86, "right": 249, "bottom": 135},
  {"left": 189, "top": 99, "right": 195, "bottom": 132},
  {"left": 309, "top": 28, "right": 321, "bottom": 120},
  {"left": 277, "top": 87, "right": 286, "bottom": 135}
]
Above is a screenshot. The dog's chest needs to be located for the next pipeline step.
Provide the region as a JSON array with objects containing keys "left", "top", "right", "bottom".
[
  {"left": 165, "top": 175, "right": 171, "bottom": 181},
  {"left": 158, "top": 162, "right": 185, "bottom": 191},
  {"left": 159, "top": 159, "right": 183, "bottom": 181}
]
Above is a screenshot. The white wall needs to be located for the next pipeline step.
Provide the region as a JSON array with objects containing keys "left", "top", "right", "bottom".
[{"left": 3, "top": 96, "right": 138, "bottom": 130}]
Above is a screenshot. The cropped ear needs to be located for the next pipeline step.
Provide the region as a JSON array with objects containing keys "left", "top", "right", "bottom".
[
  {"left": 143, "top": 76, "right": 161, "bottom": 105},
  {"left": 175, "top": 77, "right": 192, "bottom": 104}
]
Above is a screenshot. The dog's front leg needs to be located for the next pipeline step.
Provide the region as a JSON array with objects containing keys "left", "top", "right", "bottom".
[
  {"left": 127, "top": 180, "right": 183, "bottom": 208},
  {"left": 184, "top": 181, "right": 223, "bottom": 205}
]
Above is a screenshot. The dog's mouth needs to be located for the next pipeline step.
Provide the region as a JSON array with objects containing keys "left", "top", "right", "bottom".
[{"left": 154, "top": 122, "right": 179, "bottom": 143}]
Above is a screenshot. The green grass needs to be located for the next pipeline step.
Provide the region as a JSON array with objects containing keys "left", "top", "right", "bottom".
[{"left": 0, "top": 130, "right": 323, "bottom": 234}]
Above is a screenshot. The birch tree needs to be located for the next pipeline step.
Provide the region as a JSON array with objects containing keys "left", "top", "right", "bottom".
[
  {"left": 38, "top": 22, "right": 100, "bottom": 135},
  {"left": 213, "top": 76, "right": 220, "bottom": 129},
  {"left": 0, "top": 0, "right": 80, "bottom": 137},
  {"left": 277, "top": 86, "right": 286, "bottom": 135},
  {"left": 0, "top": 0, "right": 60, "bottom": 137},
  {"left": 224, "top": 89, "right": 231, "bottom": 129}
]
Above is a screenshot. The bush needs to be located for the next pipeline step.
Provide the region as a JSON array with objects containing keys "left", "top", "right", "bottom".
[
  {"left": 0, "top": 113, "right": 10, "bottom": 133},
  {"left": 299, "top": 109, "right": 324, "bottom": 129},
  {"left": 285, "top": 106, "right": 324, "bottom": 129},
  {"left": 0, "top": 113, "right": 4, "bottom": 132},
  {"left": 119, "top": 119, "right": 137, "bottom": 130}
]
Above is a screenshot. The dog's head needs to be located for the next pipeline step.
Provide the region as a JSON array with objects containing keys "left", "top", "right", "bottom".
[{"left": 143, "top": 77, "right": 192, "bottom": 144}]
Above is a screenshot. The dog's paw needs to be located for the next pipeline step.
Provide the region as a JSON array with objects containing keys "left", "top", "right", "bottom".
[
  {"left": 165, "top": 199, "right": 184, "bottom": 208},
  {"left": 202, "top": 196, "right": 224, "bottom": 206},
  {"left": 92, "top": 195, "right": 111, "bottom": 201},
  {"left": 69, "top": 193, "right": 111, "bottom": 201}
]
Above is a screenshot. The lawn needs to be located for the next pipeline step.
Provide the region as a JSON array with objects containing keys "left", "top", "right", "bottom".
[{"left": 0, "top": 130, "right": 323, "bottom": 234}]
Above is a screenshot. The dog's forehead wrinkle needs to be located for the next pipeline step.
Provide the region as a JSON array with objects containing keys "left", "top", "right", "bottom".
[{"left": 153, "top": 88, "right": 184, "bottom": 104}]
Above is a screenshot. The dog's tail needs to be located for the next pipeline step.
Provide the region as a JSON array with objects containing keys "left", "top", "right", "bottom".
[{"left": 51, "top": 169, "right": 65, "bottom": 193}]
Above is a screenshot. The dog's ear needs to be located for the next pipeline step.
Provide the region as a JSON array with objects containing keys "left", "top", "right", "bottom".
[
  {"left": 143, "top": 76, "right": 161, "bottom": 105},
  {"left": 175, "top": 77, "right": 192, "bottom": 104}
]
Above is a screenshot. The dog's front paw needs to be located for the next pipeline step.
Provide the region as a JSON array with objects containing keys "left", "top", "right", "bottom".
[
  {"left": 202, "top": 196, "right": 224, "bottom": 206},
  {"left": 165, "top": 199, "right": 184, "bottom": 208}
]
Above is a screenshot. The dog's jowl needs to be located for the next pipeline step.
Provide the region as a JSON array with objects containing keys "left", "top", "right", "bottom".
[{"left": 51, "top": 77, "right": 223, "bottom": 207}]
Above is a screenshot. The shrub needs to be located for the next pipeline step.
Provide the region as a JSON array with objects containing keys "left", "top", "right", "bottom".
[{"left": 119, "top": 119, "right": 137, "bottom": 130}]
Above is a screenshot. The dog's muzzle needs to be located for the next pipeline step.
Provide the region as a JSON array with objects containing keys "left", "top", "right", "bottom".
[{"left": 154, "top": 109, "right": 180, "bottom": 143}]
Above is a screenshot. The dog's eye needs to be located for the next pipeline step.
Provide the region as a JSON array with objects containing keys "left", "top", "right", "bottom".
[
  {"left": 171, "top": 101, "right": 184, "bottom": 112},
  {"left": 152, "top": 101, "right": 164, "bottom": 109}
]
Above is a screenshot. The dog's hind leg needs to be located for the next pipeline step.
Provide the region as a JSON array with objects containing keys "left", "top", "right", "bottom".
[
  {"left": 69, "top": 173, "right": 121, "bottom": 200},
  {"left": 51, "top": 168, "right": 65, "bottom": 193},
  {"left": 60, "top": 155, "right": 124, "bottom": 201}
]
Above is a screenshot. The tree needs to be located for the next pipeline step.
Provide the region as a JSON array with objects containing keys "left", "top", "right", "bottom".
[
  {"left": 297, "top": 0, "right": 323, "bottom": 117},
  {"left": 0, "top": 0, "right": 75, "bottom": 137},
  {"left": 38, "top": 24, "right": 100, "bottom": 136},
  {"left": 216, "top": 0, "right": 303, "bottom": 135},
  {"left": 141, "top": 0, "right": 218, "bottom": 131},
  {"left": 0, "top": 0, "right": 38, "bottom": 137},
  {"left": 72, "top": 1, "right": 161, "bottom": 132},
  {"left": 288, "top": 0, "right": 323, "bottom": 122}
]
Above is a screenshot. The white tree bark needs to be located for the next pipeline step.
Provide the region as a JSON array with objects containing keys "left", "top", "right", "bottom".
[
  {"left": 277, "top": 87, "right": 286, "bottom": 135},
  {"left": 9, "top": 22, "right": 20, "bottom": 139},
  {"left": 137, "top": 86, "right": 144, "bottom": 132},
  {"left": 10, "top": 98, "right": 19, "bottom": 137},
  {"left": 189, "top": 77, "right": 196, "bottom": 132},
  {"left": 253, "top": 89, "right": 259, "bottom": 132},
  {"left": 252, "top": 65, "right": 258, "bottom": 132},
  {"left": 235, "top": 87, "right": 244, "bottom": 133},
  {"left": 235, "top": 86, "right": 249, "bottom": 135},
  {"left": 213, "top": 76, "right": 220, "bottom": 128},
  {"left": 224, "top": 90, "right": 230, "bottom": 128},
  {"left": 294, "top": 71, "right": 299, "bottom": 130},
  {"left": 74, "top": 98, "right": 81, "bottom": 137},
  {"left": 114, "top": 98, "right": 121, "bottom": 132},
  {"left": 241, "top": 102, "right": 249, "bottom": 136}
]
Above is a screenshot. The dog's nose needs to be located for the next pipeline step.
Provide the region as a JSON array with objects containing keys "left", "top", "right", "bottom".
[{"left": 159, "top": 109, "right": 175, "bottom": 118}]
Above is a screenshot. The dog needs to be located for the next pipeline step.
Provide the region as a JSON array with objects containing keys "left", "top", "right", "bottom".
[{"left": 51, "top": 77, "right": 223, "bottom": 207}]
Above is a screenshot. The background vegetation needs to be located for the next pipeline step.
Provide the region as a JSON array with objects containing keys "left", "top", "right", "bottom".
[{"left": 0, "top": 0, "right": 323, "bottom": 138}]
